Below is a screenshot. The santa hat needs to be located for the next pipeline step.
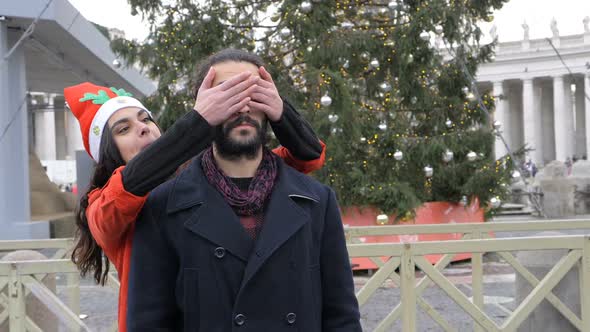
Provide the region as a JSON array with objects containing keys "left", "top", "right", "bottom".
[{"left": 64, "top": 82, "right": 150, "bottom": 162}]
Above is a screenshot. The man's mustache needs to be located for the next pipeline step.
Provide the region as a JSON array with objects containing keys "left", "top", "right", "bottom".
[{"left": 224, "top": 114, "right": 260, "bottom": 132}]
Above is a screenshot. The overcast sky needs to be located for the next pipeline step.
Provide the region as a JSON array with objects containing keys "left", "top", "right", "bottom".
[{"left": 67, "top": 0, "right": 590, "bottom": 42}]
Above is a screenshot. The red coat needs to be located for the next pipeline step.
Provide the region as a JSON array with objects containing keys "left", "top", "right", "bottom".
[{"left": 86, "top": 143, "right": 326, "bottom": 332}]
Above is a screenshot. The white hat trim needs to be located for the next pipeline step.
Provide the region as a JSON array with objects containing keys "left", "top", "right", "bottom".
[{"left": 88, "top": 96, "right": 150, "bottom": 162}]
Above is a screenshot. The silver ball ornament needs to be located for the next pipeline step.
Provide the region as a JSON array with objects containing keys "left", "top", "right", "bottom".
[
  {"left": 369, "top": 58, "right": 380, "bottom": 69},
  {"left": 112, "top": 59, "right": 122, "bottom": 69},
  {"left": 424, "top": 165, "right": 434, "bottom": 178},
  {"left": 442, "top": 149, "right": 454, "bottom": 162},
  {"left": 300, "top": 1, "right": 312, "bottom": 14},
  {"left": 328, "top": 114, "right": 339, "bottom": 123},
  {"left": 280, "top": 27, "right": 291, "bottom": 38},
  {"left": 393, "top": 150, "right": 403, "bottom": 161},
  {"left": 320, "top": 93, "right": 332, "bottom": 107},
  {"left": 490, "top": 197, "right": 502, "bottom": 208},
  {"left": 376, "top": 214, "right": 389, "bottom": 225},
  {"left": 420, "top": 30, "right": 430, "bottom": 41},
  {"left": 467, "top": 151, "right": 477, "bottom": 161},
  {"left": 202, "top": 14, "right": 212, "bottom": 23},
  {"left": 460, "top": 195, "right": 468, "bottom": 206},
  {"left": 360, "top": 52, "right": 370, "bottom": 62},
  {"left": 379, "top": 82, "right": 392, "bottom": 92},
  {"left": 512, "top": 170, "right": 521, "bottom": 180}
]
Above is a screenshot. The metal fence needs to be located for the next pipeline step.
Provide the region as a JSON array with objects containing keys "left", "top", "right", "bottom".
[{"left": 1, "top": 219, "right": 589, "bottom": 331}]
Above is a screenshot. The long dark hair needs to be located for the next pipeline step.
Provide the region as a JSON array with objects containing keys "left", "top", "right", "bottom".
[
  {"left": 192, "top": 48, "right": 265, "bottom": 97},
  {"left": 71, "top": 124, "right": 125, "bottom": 285}
]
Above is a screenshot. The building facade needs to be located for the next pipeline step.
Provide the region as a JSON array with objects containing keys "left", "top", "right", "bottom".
[{"left": 477, "top": 22, "right": 590, "bottom": 166}]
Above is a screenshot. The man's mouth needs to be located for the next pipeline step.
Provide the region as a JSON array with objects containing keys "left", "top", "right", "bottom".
[{"left": 235, "top": 122, "right": 255, "bottom": 129}]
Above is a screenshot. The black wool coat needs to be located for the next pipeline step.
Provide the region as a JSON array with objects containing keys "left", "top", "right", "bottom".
[{"left": 126, "top": 156, "right": 362, "bottom": 332}]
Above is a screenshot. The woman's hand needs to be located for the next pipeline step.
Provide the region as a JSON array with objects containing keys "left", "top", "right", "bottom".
[
  {"left": 193, "top": 67, "right": 259, "bottom": 126},
  {"left": 248, "top": 66, "right": 283, "bottom": 122}
]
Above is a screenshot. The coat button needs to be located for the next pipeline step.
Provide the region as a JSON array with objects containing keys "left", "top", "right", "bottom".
[
  {"left": 234, "top": 313, "right": 246, "bottom": 326},
  {"left": 214, "top": 247, "right": 226, "bottom": 259},
  {"left": 286, "top": 312, "right": 296, "bottom": 325}
]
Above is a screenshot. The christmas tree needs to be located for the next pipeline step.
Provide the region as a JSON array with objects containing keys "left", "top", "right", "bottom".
[{"left": 113, "top": 0, "right": 518, "bottom": 219}]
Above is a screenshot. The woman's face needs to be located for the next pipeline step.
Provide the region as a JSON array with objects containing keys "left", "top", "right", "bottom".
[{"left": 107, "top": 107, "right": 161, "bottom": 163}]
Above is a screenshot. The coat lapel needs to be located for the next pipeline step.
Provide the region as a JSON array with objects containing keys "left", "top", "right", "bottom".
[
  {"left": 240, "top": 163, "right": 319, "bottom": 288},
  {"left": 167, "top": 159, "right": 253, "bottom": 262}
]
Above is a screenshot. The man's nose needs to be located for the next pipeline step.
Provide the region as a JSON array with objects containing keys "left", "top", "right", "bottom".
[{"left": 238, "top": 104, "right": 251, "bottom": 113}]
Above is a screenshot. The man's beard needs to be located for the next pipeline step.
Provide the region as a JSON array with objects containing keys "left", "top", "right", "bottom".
[{"left": 213, "top": 114, "right": 268, "bottom": 160}]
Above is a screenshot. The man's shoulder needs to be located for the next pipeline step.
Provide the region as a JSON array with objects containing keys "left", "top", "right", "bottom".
[
  {"left": 281, "top": 161, "right": 334, "bottom": 200},
  {"left": 145, "top": 158, "right": 203, "bottom": 210}
]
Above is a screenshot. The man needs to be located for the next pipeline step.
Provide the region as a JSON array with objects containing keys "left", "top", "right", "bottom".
[{"left": 127, "top": 49, "right": 361, "bottom": 331}]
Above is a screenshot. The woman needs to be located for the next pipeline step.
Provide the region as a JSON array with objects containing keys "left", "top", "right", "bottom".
[{"left": 66, "top": 67, "right": 325, "bottom": 331}]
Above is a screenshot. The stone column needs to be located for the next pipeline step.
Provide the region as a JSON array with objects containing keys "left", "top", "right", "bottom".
[
  {"left": 553, "top": 75, "right": 568, "bottom": 161},
  {"left": 34, "top": 96, "right": 56, "bottom": 160},
  {"left": 586, "top": 74, "right": 590, "bottom": 159},
  {"left": 0, "top": 20, "right": 9, "bottom": 226},
  {"left": 493, "top": 81, "right": 508, "bottom": 159},
  {"left": 563, "top": 77, "right": 575, "bottom": 159},
  {"left": 65, "top": 108, "right": 84, "bottom": 160},
  {"left": 53, "top": 95, "right": 67, "bottom": 160},
  {"left": 541, "top": 82, "right": 556, "bottom": 162},
  {"left": 575, "top": 78, "right": 586, "bottom": 158},
  {"left": 533, "top": 84, "right": 544, "bottom": 165},
  {"left": 523, "top": 78, "right": 542, "bottom": 164},
  {"left": 0, "top": 21, "right": 48, "bottom": 239}
]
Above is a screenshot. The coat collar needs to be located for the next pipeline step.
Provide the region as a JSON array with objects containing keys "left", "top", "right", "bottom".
[{"left": 166, "top": 154, "right": 320, "bottom": 264}]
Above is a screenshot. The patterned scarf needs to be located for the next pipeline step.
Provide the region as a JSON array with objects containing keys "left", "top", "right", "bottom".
[{"left": 201, "top": 147, "right": 278, "bottom": 216}]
